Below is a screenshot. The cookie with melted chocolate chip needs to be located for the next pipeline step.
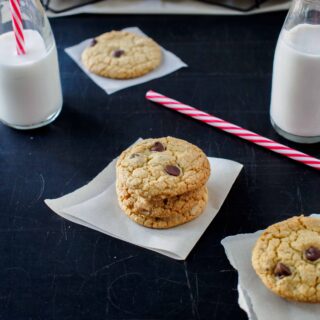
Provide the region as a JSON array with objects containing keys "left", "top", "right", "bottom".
[
  {"left": 81, "top": 31, "right": 162, "bottom": 79},
  {"left": 116, "top": 137, "right": 210, "bottom": 200},
  {"left": 252, "top": 216, "right": 320, "bottom": 303}
]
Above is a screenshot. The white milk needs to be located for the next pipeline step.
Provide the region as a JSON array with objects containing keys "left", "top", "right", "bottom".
[
  {"left": 0, "top": 30, "right": 62, "bottom": 128},
  {"left": 270, "top": 24, "right": 320, "bottom": 138}
]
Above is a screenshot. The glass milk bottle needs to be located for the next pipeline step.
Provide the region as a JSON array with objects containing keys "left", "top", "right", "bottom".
[
  {"left": 270, "top": 0, "right": 320, "bottom": 143},
  {"left": 0, "top": 0, "right": 63, "bottom": 129}
]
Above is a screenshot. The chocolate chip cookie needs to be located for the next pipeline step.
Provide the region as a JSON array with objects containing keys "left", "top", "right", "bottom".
[
  {"left": 81, "top": 31, "right": 162, "bottom": 79},
  {"left": 116, "top": 137, "right": 211, "bottom": 200},
  {"left": 117, "top": 185, "right": 208, "bottom": 218},
  {"left": 121, "top": 187, "right": 208, "bottom": 229},
  {"left": 252, "top": 216, "right": 320, "bottom": 303}
]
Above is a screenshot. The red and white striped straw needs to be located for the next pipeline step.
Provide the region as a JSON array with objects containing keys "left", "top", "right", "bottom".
[
  {"left": 9, "top": 0, "right": 26, "bottom": 55},
  {"left": 146, "top": 90, "right": 320, "bottom": 171}
]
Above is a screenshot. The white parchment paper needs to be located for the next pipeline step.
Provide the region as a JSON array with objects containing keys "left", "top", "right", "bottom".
[
  {"left": 221, "top": 214, "right": 320, "bottom": 320},
  {"left": 64, "top": 27, "right": 187, "bottom": 94},
  {"left": 45, "top": 141, "right": 243, "bottom": 260}
]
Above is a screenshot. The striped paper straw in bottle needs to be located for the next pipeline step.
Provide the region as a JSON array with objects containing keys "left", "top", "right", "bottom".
[
  {"left": 9, "top": 0, "right": 26, "bottom": 55},
  {"left": 146, "top": 90, "right": 320, "bottom": 171}
]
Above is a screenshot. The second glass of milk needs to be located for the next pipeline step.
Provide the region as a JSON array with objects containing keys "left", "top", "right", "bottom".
[
  {"left": 0, "top": 0, "right": 63, "bottom": 130},
  {"left": 270, "top": 0, "right": 320, "bottom": 143}
]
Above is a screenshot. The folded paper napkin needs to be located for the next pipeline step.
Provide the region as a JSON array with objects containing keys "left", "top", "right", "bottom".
[
  {"left": 45, "top": 141, "right": 242, "bottom": 260},
  {"left": 64, "top": 27, "right": 187, "bottom": 94},
  {"left": 221, "top": 214, "right": 320, "bottom": 320}
]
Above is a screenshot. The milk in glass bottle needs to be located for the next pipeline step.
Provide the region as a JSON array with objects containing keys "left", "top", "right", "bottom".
[
  {"left": 270, "top": 0, "right": 320, "bottom": 143},
  {"left": 0, "top": 0, "right": 63, "bottom": 129}
]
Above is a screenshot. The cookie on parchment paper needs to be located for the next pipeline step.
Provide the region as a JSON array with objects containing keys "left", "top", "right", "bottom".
[
  {"left": 81, "top": 31, "right": 162, "bottom": 79},
  {"left": 252, "top": 215, "right": 320, "bottom": 303},
  {"left": 120, "top": 187, "right": 208, "bottom": 229},
  {"left": 117, "top": 185, "right": 208, "bottom": 219},
  {"left": 116, "top": 137, "right": 211, "bottom": 201}
]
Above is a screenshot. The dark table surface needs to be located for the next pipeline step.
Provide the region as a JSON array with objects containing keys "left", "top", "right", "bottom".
[{"left": 1, "top": 11, "right": 319, "bottom": 320}]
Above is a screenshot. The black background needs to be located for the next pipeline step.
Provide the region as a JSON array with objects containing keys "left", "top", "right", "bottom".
[{"left": 1, "top": 12, "right": 319, "bottom": 320}]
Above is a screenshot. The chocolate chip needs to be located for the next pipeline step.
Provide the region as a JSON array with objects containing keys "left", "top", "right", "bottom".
[
  {"left": 274, "top": 262, "right": 292, "bottom": 278},
  {"left": 163, "top": 199, "right": 168, "bottom": 205},
  {"left": 165, "top": 165, "right": 180, "bottom": 176},
  {"left": 112, "top": 49, "right": 125, "bottom": 58},
  {"left": 150, "top": 142, "right": 165, "bottom": 152},
  {"left": 90, "top": 39, "right": 97, "bottom": 47},
  {"left": 305, "top": 247, "right": 320, "bottom": 261}
]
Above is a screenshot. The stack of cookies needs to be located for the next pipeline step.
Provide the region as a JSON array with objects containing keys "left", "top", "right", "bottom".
[{"left": 116, "top": 137, "right": 211, "bottom": 229}]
